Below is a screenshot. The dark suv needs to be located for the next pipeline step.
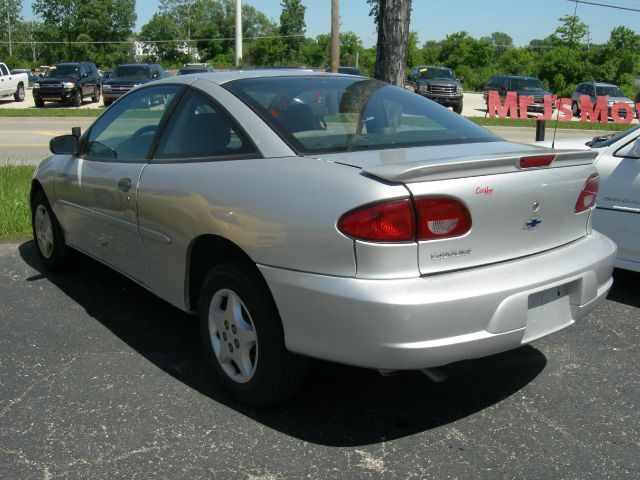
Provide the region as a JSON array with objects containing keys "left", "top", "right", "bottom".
[
  {"left": 483, "top": 75, "right": 553, "bottom": 114},
  {"left": 102, "top": 63, "right": 168, "bottom": 106},
  {"left": 177, "top": 63, "right": 215, "bottom": 76},
  {"left": 33, "top": 61, "right": 101, "bottom": 108},
  {"left": 406, "top": 66, "right": 464, "bottom": 114}
]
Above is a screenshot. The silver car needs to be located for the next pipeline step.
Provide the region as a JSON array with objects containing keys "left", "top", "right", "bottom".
[
  {"left": 571, "top": 82, "right": 636, "bottom": 119},
  {"left": 31, "top": 71, "right": 616, "bottom": 405}
]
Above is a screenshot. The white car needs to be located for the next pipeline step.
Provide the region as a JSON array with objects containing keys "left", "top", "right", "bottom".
[{"left": 538, "top": 126, "right": 640, "bottom": 272}]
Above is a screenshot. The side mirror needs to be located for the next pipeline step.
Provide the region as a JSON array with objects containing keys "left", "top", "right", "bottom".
[
  {"left": 459, "top": 77, "right": 465, "bottom": 85},
  {"left": 50, "top": 135, "right": 78, "bottom": 155}
]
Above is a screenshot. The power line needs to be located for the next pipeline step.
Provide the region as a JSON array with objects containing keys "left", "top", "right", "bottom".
[
  {"left": 566, "top": 0, "right": 640, "bottom": 12},
  {"left": 0, "top": 34, "right": 304, "bottom": 45}
]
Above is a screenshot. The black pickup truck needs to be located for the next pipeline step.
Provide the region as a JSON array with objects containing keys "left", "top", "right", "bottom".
[{"left": 406, "top": 65, "right": 464, "bottom": 114}]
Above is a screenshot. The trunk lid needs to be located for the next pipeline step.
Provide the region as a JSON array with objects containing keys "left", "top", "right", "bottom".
[{"left": 316, "top": 142, "right": 599, "bottom": 274}]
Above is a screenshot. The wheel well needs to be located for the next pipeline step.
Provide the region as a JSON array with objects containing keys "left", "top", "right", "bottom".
[
  {"left": 187, "top": 235, "right": 261, "bottom": 311},
  {"left": 30, "top": 180, "right": 44, "bottom": 207}
]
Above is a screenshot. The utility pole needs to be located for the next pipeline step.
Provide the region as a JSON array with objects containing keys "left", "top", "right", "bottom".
[
  {"left": 235, "top": 0, "right": 242, "bottom": 67},
  {"left": 6, "top": 8, "right": 12, "bottom": 57},
  {"left": 330, "top": 0, "right": 339, "bottom": 73}
]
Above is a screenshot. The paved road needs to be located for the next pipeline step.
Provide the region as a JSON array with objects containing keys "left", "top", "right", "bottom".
[{"left": 0, "top": 241, "right": 638, "bottom": 479}]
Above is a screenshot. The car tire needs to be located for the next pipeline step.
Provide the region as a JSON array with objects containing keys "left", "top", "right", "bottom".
[
  {"left": 199, "top": 260, "right": 308, "bottom": 406},
  {"left": 91, "top": 85, "right": 101, "bottom": 103},
  {"left": 14, "top": 83, "right": 25, "bottom": 102},
  {"left": 72, "top": 90, "right": 82, "bottom": 108},
  {"left": 453, "top": 101, "right": 463, "bottom": 114},
  {"left": 571, "top": 101, "right": 580, "bottom": 117},
  {"left": 31, "top": 190, "right": 70, "bottom": 271},
  {"left": 34, "top": 98, "right": 44, "bottom": 108},
  {"left": 104, "top": 100, "right": 112, "bottom": 107}
]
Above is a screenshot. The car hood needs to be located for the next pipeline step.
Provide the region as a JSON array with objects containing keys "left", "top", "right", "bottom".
[
  {"left": 606, "top": 96, "right": 634, "bottom": 103},
  {"left": 418, "top": 79, "right": 458, "bottom": 87},
  {"left": 37, "top": 76, "right": 80, "bottom": 84},
  {"left": 104, "top": 78, "right": 151, "bottom": 86}
]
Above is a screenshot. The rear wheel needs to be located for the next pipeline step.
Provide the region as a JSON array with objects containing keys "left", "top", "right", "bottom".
[
  {"left": 14, "top": 84, "right": 25, "bottom": 102},
  {"left": 199, "top": 261, "right": 308, "bottom": 406},
  {"left": 31, "top": 190, "right": 69, "bottom": 270}
]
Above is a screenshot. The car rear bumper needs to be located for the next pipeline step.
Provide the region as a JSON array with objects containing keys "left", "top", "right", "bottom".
[{"left": 260, "top": 231, "right": 616, "bottom": 370}]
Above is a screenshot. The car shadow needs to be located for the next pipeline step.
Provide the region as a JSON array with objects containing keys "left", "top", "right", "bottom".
[
  {"left": 607, "top": 268, "right": 640, "bottom": 308},
  {"left": 19, "top": 240, "right": 547, "bottom": 447}
]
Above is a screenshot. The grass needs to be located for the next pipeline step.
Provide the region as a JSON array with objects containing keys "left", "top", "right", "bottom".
[
  {"left": 0, "top": 108, "right": 102, "bottom": 117},
  {"left": 0, "top": 166, "right": 35, "bottom": 239},
  {"left": 469, "top": 116, "right": 632, "bottom": 132}
]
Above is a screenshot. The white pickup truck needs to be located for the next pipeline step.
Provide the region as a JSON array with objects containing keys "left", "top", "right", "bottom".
[{"left": 0, "top": 62, "right": 27, "bottom": 102}]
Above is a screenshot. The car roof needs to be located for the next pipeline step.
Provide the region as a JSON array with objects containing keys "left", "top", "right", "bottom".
[
  {"left": 118, "top": 63, "right": 155, "bottom": 67},
  {"left": 159, "top": 69, "right": 350, "bottom": 85}
]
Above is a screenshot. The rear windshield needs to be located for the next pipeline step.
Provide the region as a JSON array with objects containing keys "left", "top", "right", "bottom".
[
  {"left": 114, "top": 65, "right": 151, "bottom": 80},
  {"left": 224, "top": 76, "right": 499, "bottom": 154}
]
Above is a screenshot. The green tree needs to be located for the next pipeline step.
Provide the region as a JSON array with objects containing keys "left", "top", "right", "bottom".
[
  {"left": 279, "top": 0, "right": 306, "bottom": 63},
  {"left": 495, "top": 49, "right": 537, "bottom": 77},
  {"left": 0, "top": 0, "right": 23, "bottom": 57},
  {"left": 139, "top": 12, "right": 186, "bottom": 64},
  {"left": 439, "top": 31, "right": 493, "bottom": 70},
  {"left": 553, "top": 15, "right": 588, "bottom": 48},
  {"left": 481, "top": 31, "right": 513, "bottom": 58}
]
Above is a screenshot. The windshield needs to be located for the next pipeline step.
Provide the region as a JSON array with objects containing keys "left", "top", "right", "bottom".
[
  {"left": 178, "top": 68, "right": 205, "bottom": 75},
  {"left": 113, "top": 66, "right": 151, "bottom": 80},
  {"left": 595, "top": 85, "right": 625, "bottom": 97},
  {"left": 46, "top": 65, "right": 80, "bottom": 79},
  {"left": 588, "top": 124, "right": 640, "bottom": 148},
  {"left": 510, "top": 78, "right": 544, "bottom": 91},
  {"left": 225, "top": 76, "right": 499, "bottom": 154},
  {"left": 418, "top": 67, "right": 454, "bottom": 80}
]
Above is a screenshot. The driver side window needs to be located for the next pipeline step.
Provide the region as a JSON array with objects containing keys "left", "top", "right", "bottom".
[{"left": 83, "top": 85, "right": 182, "bottom": 162}]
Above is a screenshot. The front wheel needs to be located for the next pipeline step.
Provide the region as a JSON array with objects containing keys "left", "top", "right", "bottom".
[
  {"left": 199, "top": 261, "right": 308, "bottom": 406},
  {"left": 72, "top": 90, "right": 82, "bottom": 108},
  {"left": 453, "top": 101, "right": 463, "bottom": 114},
  {"left": 14, "top": 84, "right": 25, "bottom": 102},
  {"left": 31, "top": 190, "right": 69, "bottom": 270},
  {"left": 34, "top": 97, "right": 44, "bottom": 108}
]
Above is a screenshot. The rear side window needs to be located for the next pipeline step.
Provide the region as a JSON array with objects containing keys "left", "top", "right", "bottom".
[
  {"left": 154, "top": 89, "right": 256, "bottom": 161},
  {"left": 225, "top": 76, "right": 499, "bottom": 154}
]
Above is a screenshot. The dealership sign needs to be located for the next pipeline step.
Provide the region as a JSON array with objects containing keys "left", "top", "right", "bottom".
[{"left": 487, "top": 91, "right": 639, "bottom": 124}]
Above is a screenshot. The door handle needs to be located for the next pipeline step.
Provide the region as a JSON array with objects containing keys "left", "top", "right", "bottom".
[{"left": 118, "top": 177, "right": 132, "bottom": 192}]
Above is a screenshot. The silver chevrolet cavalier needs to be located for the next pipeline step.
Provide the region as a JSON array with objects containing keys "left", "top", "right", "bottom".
[{"left": 31, "top": 71, "right": 616, "bottom": 405}]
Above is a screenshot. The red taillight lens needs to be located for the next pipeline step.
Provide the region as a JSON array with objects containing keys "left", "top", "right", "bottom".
[
  {"left": 338, "top": 199, "right": 415, "bottom": 242},
  {"left": 575, "top": 173, "right": 599, "bottom": 213},
  {"left": 415, "top": 198, "right": 472, "bottom": 240},
  {"left": 519, "top": 155, "right": 556, "bottom": 168}
]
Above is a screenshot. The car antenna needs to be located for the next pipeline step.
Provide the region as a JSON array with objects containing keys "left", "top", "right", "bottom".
[{"left": 553, "top": 0, "right": 580, "bottom": 150}]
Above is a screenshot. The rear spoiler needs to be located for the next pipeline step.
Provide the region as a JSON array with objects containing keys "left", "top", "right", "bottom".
[{"left": 362, "top": 149, "right": 599, "bottom": 183}]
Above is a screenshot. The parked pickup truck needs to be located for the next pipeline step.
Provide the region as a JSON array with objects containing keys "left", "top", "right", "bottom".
[{"left": 0, "top": 62, "right": 27, "bottom": 102}]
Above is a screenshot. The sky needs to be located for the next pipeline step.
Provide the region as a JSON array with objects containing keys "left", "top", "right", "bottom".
[{"left": 22, "top": 0, "right": 640, "bottom": 48}]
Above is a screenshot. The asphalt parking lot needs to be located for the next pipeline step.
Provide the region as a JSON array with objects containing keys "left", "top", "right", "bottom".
[{"left": 0, "top": 241, "right": 638, "bottom": 479}]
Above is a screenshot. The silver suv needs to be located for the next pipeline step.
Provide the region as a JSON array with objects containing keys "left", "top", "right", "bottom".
[{"left": 571, "top": 82, "right": 636, "bottom": 118}]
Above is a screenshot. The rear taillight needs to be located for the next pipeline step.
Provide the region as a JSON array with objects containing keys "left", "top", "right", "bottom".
[
  {"left": 414, "top": 198, "right": 472, "bottom": 240},
  {"left": 575, "top": 173, "right": 599, "bottom": 213},
  {"left": 337, "top": 199, "right": 415, "bottom": 242},
  {"left": 338, "top": 197, "right": 472, "bottom": 242}
]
